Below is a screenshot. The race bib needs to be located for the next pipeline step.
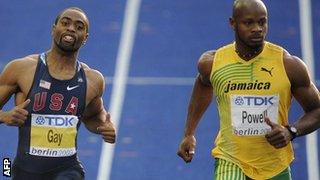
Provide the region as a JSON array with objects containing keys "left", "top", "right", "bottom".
[
  {"left": 30, "top": 114, "right": 79, "bottom": 157},
  {"left": 231, "top": 94, "right": 279, "bottom": 136}
]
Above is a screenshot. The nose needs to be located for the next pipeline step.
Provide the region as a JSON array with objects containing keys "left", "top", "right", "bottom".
[
  {"left": 252, "top": 23, "right": 262, "bottom": 33},
  {"left": 67, "top": 24, "right": 76, "bottom": 32}
]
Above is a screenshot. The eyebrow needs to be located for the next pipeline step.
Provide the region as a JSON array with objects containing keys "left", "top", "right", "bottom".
[
  {"left": 60, "top": 16, "right": 85, "bottom": 24},
  {"left": 241, "top": 16, "right": 267, "bottom": 20}
]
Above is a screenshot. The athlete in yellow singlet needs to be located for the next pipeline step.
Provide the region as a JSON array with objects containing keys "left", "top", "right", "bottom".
[{"left": 177, "top": 0, "right": 320, "bottom": 179}]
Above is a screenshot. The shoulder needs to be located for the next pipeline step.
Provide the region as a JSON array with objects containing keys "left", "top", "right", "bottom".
[
  {"left": 81, "top": 62, "right": 105, "bottom": 95},
  {"left": 5, "top": 54, "right": 38, "bottom": 69},
  {"left": 81, "top": 62, "right": 105, "bottom": 82},
  {"left": 198, "top": 50, "right": 216, "bottom": 76},
  {"left": 283, "top": 50, "right": 310, "bottom": 88},
  {"left": 0, "top": 54, "right": 38, "bottom": 87},
  {"left": 265, "top": 41, "right": 284, "bottom": 52},
  {"left": 196, "top": 50, "right": 216, "bottom": 85},
  {"left": 197, "top": 43, "right": 233, "bottom": 76},
  {"left": 1, "top": 54, "right": 38, "bottom": 77}
]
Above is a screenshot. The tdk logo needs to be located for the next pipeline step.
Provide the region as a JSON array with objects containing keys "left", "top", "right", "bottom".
[
  {"left": 36, "top": 116, "right": 74, "bottom": 126},
  {"left": 235, "top": 96, "right": 274, "bottom": 106},
  {"left": 36, "top": 116, "right": 45, "bottom": 125},
  {"left": 47, "top": 116, "right": 74, "bottom": 126},
  {"left": 234, "top": 97, "right": 245, "bottom": 105}
]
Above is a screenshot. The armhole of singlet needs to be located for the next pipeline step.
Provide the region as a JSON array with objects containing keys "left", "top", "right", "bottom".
[
  {"left": 279, "top": 49, "right": 292, "bottom": 88},
  {"left": 209, "top": 50, "right": 218, "bottom": 84},
  {"left": 78, "top": 62, "right": 88, "bottom": 113}
]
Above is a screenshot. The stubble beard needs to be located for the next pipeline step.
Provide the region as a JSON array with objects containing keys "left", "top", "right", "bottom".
[
  {"left": 54, "top": 37, "right": 79, "bottom": 53},
  {"left": 237, "top": 32, "right": 264, "bottom": 51}
]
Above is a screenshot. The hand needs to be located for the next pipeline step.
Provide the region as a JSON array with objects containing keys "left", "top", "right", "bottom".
[
  {"left": 97, "top": 113, "right": 116, "bottom": 144},
  {"left": 1, "top": 99, "right": 30, "bottom": 126},
  {"left": 265, "top": 117, "right": 291, "bottom": 149},
  {"left": 177, "top": 135, "right": 196, "bottom": 163}
]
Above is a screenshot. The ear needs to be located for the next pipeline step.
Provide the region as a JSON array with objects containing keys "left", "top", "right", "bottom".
[
  {"left": 51, "top": 24, "right": 56, "bottom": 36},
  {"left": 82, "top": 33, "right": 89, "bottom": 45},
  {"left": 229, "top": 17, "right": 235, "bottom": 30}
]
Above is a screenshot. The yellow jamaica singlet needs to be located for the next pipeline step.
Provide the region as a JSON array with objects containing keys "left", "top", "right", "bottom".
[{"left": 210, "top": 42, "right": 294, "bottom": 179}]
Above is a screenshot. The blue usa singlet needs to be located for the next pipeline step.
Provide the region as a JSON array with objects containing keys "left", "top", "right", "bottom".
[{"left": 14, "top": 53, "right": 87, "bottom": 172}]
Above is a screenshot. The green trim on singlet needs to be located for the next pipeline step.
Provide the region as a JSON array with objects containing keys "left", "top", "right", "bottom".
[{"left": 214, "top": 159, "right": 292, "bottom": 180}]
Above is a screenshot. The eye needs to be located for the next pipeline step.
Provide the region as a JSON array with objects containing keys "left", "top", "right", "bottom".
[
  {"left": 258, "top": 20, "right": 266, "bottom": 26},
  {"left": 77, "top": 25, "right": 84, "bottom": 31},
  {"left": 244, "top": 20, "right": 253, "bottom": 26},
  {"left": 60, "top": 20, "right": 69, "bottom": 26},
  {"left": 75, "top": 22, "right": 85, "bottom": 31}
]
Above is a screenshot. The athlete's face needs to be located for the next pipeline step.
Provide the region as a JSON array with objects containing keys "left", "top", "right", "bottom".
[
  {"left": 230, "top": 3, "right": 268, "bottom": 49},
  {"left": 52, "top": 9, "right": 89, "bottom": 52}
]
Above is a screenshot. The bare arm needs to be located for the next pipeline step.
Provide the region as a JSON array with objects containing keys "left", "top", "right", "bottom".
[
  {"left": 265, "top": 51, "right": 320, "bottom": 148},
  {"left": 177, "top": 50, "right": 215, "bottom": 163},
  {"left": 184, "top": 54, "right": 214, "bottom": 136},
  {"left": 0, "top": 60, "right": 19, "bottom": 108},
  {"left": 0, "top": 59, "right": 31, "bottom": 126},
  {"left": 81, "top": 96, "right": 109, "bottom": 134},
  {"left": 284, "top": 52, "right": 320, "bottom": 136},
  {"left": 81, "top": 69, "right": 116, "bottom": 143}
]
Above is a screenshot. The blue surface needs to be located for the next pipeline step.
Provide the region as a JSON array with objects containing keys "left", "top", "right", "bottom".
[
  {"left": 0, "top": 0, "right": 319, "bottom": 180},
  {"left": 110, "top": 85, "right": 218, "bottom": 180},
  {"left": 312, "top": 0, "right": 320, "bottom": 81}
]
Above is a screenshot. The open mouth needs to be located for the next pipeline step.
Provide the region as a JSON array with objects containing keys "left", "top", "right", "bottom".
[{"left": 61, "top": 34, "right": 76, "bottom": 44}]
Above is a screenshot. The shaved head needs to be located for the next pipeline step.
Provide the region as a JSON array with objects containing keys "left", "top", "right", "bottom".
[
  {"left": 229, "top": 0, "right": 268, "bottom": 52},
  {"left": 232, "top": 0, "right": 267, "bottom": 19}
]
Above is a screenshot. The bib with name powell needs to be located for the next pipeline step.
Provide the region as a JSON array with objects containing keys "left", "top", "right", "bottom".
[{"left": 231, "top": 94, "right": 279, "bottom": 136}]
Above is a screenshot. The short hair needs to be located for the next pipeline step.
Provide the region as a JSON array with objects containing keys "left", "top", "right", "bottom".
[
  {"left": 54, "top": 7, "right": 89, "bottom": 33},
  {"left": 54, "top": 7, "right": 87, "bottom": 25},
  {"left": 54, "top": 7, "right": 86, "bottom": 25}
]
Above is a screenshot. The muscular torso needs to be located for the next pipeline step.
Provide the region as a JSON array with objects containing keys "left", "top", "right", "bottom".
[
  {"left": 11, "top": 55, "right": 100, "bottom": 110},
  {"left": 199, "top": 49, "right": 304, "bottom": 91},
  {"left": 199, "top": 45, "right": 318, "bottom": 118}
]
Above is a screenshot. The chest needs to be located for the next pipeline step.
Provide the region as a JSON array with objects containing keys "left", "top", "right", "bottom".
[
  {"left": 26, "top": 63, "right": 87, "bottom": 116},
  {"left": 212, "top": 60, "right": 289, "bottom": 96}
]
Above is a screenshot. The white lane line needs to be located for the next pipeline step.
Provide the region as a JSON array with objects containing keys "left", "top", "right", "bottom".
[
  {"left": 97, "top": 0, "right": 141, "bottom": 180},
  {"left": 105, "top": 76, "right": 320, "bottom": 86},
  {"left": 105, "top": 76, "right": 195, "bottom": 86},
  {"left": 299, "top": 0, "right": 319, "bottom": 180}
]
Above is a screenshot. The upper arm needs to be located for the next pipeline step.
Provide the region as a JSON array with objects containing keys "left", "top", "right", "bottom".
[
  {"left": 284, "top": 52, "right": 320, "bottom": 112},
  {"left": 0, "top": 60, "right": 21, "bottom": 108},
  {"left": 82, "top": 68, "right": 106, "bottom": 119},
  {"left": 197, "top": 50, "right": 216, "bottom": 86}
]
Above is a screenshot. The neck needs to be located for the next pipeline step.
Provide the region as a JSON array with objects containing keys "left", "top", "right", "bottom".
[
  {"left": 46, "top": 48, "right": 78, "bottom": 71},
  {"left": 235, "top": 41, "right": 264, "bottom": 61}
]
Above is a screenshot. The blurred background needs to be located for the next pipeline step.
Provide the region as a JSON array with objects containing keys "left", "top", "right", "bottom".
[{"left": 0, "top": 0, "right": 319, "bottom": 179}]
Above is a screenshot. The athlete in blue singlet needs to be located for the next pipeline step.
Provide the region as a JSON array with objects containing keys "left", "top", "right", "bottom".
[{"left": 0, "top": 7, "right": 116, "bottom": 180}]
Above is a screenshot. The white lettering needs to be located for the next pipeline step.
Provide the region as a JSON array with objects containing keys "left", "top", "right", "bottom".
[
  {"left": 30, "top": 147, "right": 76, "bottom": 157},
  {"left": 3, "top": 158, "right": 11, "bottom": 177}
]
